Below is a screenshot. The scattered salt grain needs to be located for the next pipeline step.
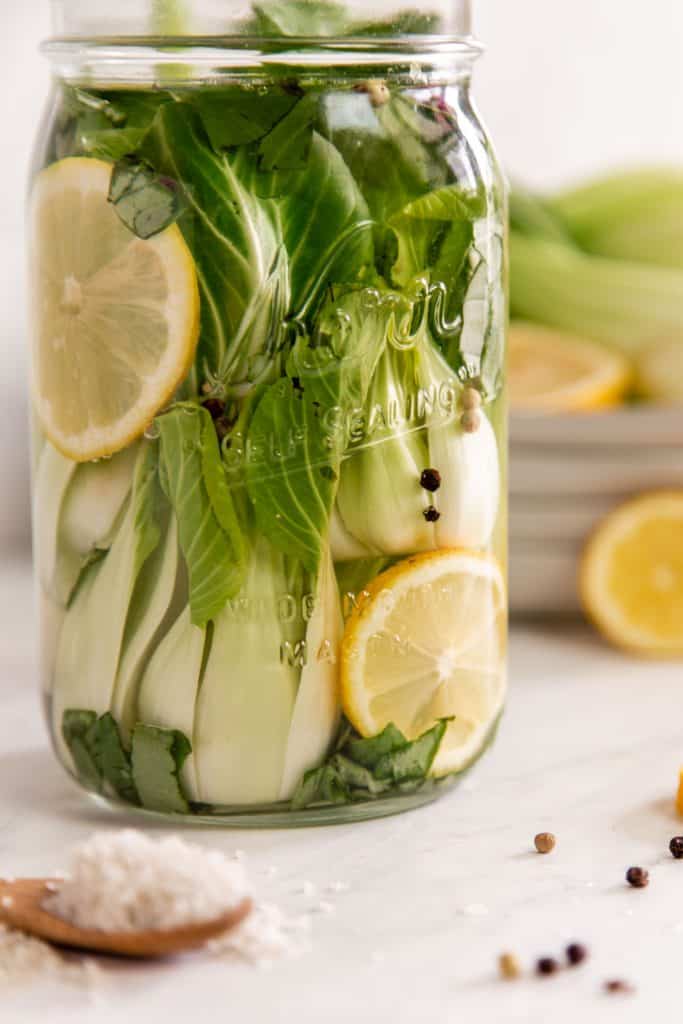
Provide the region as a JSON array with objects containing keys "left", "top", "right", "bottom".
[
  {"left": 316, "top": 901, "right": 335, "bottom": 915},
  {"left": 44, "top": 830, "right": 249, "bottom": 933},
  {"left": 297, "top": 881, "right": 316, "bottom": 897},
  {"left": 1, "top": 896, "right": 13, "bottom": 909},
  {"left": 0, "top": 923, "right": 102, "bottom": 992},
  {"left": 208, "top": 903, "right": 311, "bottom": 966}
]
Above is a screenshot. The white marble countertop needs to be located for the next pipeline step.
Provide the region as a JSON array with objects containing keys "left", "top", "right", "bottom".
[{"left": 1, "top": 555, "right": 681, "bottom": 1022}]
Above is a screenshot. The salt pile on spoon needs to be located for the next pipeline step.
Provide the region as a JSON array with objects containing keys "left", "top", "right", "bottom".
[
  {"left": 0, "top": 829, "right": 310, "bottom": 989},
  {"left": 44, "top": 830, "right": 249, "bottom": 932}
]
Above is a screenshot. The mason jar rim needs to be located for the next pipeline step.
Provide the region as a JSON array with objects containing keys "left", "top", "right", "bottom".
[
  {"left": 41, "top": 36, "right": 484, "bottom": 81},
  {"left": 49, "top": 0, "right": 474, "bottom": 36}
]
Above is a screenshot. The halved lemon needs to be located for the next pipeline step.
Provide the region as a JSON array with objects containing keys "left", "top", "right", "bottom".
[
  {"left": 29, "top": 158, "right": 199, "bottom": 462},
  {"left": 509, "top": 322, "right": 631, "bottom": 413},
  {"left": 580, "top": 491, "right": 683, "bottom": 656},
  {"left": 341, "top": 550, "right": 507, "bottom": 777}
]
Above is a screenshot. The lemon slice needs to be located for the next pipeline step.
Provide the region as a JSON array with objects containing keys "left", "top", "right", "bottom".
[
  {"left": 341, "top": 550, "right": 507, "bottom": 776},
  {"left": 581, "top": 491, "right": 683, "bottom": 656},
  {"left": 509, "top": 322, "right": 631, "bottom": 413},
  {"left": 29, "top": 157, "right": 199, "bottom": 462}
]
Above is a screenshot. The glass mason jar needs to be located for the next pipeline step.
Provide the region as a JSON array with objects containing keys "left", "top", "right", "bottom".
[{"left": 30, "top": 0, "right": 507, "bottom": 825}]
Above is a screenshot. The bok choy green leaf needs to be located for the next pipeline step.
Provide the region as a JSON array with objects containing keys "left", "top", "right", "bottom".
[{"left": 157, "top": 404, "right": 245, "bottom": 626}]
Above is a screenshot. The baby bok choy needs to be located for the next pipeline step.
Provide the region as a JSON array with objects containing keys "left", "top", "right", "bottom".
[{"left": 329, "top": 289, "right": 500, "bottom": 560}]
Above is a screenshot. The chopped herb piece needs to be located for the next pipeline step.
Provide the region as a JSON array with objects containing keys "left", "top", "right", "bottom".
[
  {"left": 88, "top": 713, "right": 139, "bottom": 805},
  {"left": 194, "top": 87, "right": 298, "bottom": 150},
  {"left": 108, "top": 157, "right": 187, "bottom": 239},
  {"left": 62, "top": 710, "right": 102, "bottom": 793},
  {"left": 131, "top": 724, "right": 192, "bottom": 814},
  {"left": 258, "top": 93, "right": 320, "bottom": 172},
  {"left": 344, "top": 722, "right": 407, "bottom": 769},
  {"left": 292, "top": 719, "right": 450, "bottom": 810},
  {"left": 373, "top": 720, "right": 449, "bottom": 783}
]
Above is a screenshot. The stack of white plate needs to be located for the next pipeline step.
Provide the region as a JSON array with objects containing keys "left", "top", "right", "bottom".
[{"left": 510, "top": 406, "right": 683, "bottom": 615}]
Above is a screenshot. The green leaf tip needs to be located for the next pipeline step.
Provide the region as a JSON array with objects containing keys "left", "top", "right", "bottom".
[{"left": 131, "top": 723, "right": 192, "bottom": 814}]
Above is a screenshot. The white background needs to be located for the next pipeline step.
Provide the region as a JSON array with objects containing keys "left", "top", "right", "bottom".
[{"left": 0, "top": 0, "right": 682, "bottom": 545}]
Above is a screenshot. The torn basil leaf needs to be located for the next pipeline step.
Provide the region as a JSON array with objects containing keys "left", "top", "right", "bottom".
[
  {"left": 291, "top": 719, "right": 450, "bottom": 810},
  {"left": 62, "top": 710, "right": 140, "bottom": 802},
  {"left": 258, "top": 93, "right": 320, "bottom": 172},
  {"left": 194, "top": 87, "right": 298, "bottom": 150},
  {"left": 88, "top": 713, "right": 139, "bottom": 805},
  {"left": 388, "top": 184, "right": 485, "bottom": 287},
  {"left": 374, "top": 720, "right": 449, "bottom": 783},
  {"left": 62, "top": 710, "right": 102, "bottom": 793},
  {"left": 108, "top": 158, "right": 187, "bottom": 239},
  {"left": 62, "top": 87, "right": 172, "bottom": 162},
  {"left": 131, "top": 724, "right": 192, "bottom": 814},
  {"left": 344, "top": 723, "right": 407, "bottom": 768}
]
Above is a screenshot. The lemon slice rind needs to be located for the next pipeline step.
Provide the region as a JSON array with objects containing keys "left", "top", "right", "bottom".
[
  {"left": 29, "top": 157, "right": 199, "bottom": 463},
  {"left": 341, "top": 550, "right": 507, "bottom": 777},
  {"left": 580, "top": 491, "right": 683, "bottom": 657},
  {"left": 510, "top": 322, "right": 631, "bottom": 414}
]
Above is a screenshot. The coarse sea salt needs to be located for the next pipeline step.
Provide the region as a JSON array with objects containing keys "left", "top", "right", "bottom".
[
  {"left": 44, "top": 830, "right": 249, "bottom": 933},
  {"left": 0, "top": 923, "right": 101, "bottom": 991},
  {"left": 1, "top": 831, "right": 307, "bottom": 982},
  {"left": 208, "top": 903, "right": 311, "bottom": 967}
]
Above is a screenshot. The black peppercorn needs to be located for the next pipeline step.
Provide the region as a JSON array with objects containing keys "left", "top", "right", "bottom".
[
  {"left": 669, "top": 836, "right": 683, "bottom": 859},
  {"left": 203, "top": 397, "right": 226, "bottom": 421},
  {"left": 536, "top": 957, "right": 559, "bottom": 976},
  {"left": 423, "top": 506, "right": 441, "bottom": 523},
  {"left": 625, "top": 866, "right": 649, "bottom": 888},
  {"left": 420, "top": 468, "right": 442, "bottom": 492},
  {"left": 566, "top": 943, "right": 588, "bottom": 966}
]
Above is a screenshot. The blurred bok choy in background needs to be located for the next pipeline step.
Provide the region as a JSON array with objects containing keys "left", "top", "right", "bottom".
[{"left": 509, "top": 171, "right": 683, "bottom": 408}]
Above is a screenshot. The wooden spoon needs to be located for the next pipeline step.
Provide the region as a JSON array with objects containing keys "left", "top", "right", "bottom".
[{"left": 0, "top": 878, "right": 252, "bottom": 959}]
